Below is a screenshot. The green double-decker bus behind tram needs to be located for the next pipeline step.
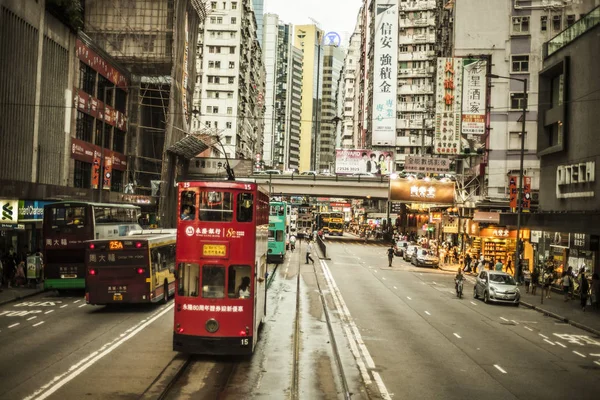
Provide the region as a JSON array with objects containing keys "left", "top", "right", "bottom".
[{"left": 267, "top": 201, "right": 287, "bottom": 263}]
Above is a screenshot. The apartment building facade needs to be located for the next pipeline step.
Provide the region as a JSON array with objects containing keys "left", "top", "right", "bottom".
[{"left": 341, "top": 12, "right": 363, "bottom": 149}]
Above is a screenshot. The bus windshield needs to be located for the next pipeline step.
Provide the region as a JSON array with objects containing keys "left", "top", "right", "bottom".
[{"left": 48, "top": 206, "right": 87, "bottom": 228}]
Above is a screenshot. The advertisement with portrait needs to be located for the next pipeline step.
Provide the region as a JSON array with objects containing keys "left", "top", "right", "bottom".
[{"left": 335, "top": 149, "right": 395, "bottom": 175}]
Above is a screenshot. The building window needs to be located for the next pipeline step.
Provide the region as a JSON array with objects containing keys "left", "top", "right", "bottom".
[
  {"left": 75, "top": 111, "right": 94, "bottom": 143},
  {"left": 566, "top": 14, "right": 576, "bottom": 27},
  {"left": 551, "top": 74, "right": 564, "bottom": 107},
  {"left": 229, "top": 46, "right": 235, "bottom": 54},
  {"left": 508, "top": 131, "right": 527, "bottom": 150},
  {"left": 511, "top": 55, "right": 529, "bottom": 73},
  {"left": 230, "top": 31, "right": 236, "bottom": 38},
  {"left": 79, "top": 62, "right": 96, "bottom": 95},
  {"left": 95, "top": 123, "right": 112, "bottom": 149},
  {"left": 232, "top": 2, "right": 237, "bottom": 9},
  {"left": 208, "top": 60, "right": 215, "bottom": 68},
  {"left": 217, "top": 17, "right": 223, "bottom": 24},
  {"left": 111, "top": 169, "right": 124, "bottom": 193},
  {"left": 227, "top": 107, "right": 233, "bottom": 114},
  {"left": 228, "top": 77, "right": 235, "bottom": 84},
  {"left": 74, "top": 160, "right": 92, "bottom": 189},
  {"left": 210, "top": 17, "right": 216, "bottom": 24},
  {"left": 113, "top": 129, "right": 126, "bottom": 153},
  {"left": 231, "top": 17, "right": 237, "bottom": 24},
  {"left": 552, "top": 15, "right": 561, "bottom": 31},
  {"left": 225, "top": 136, "right": 232, "bottom": 145},
  {"left": 510, "top": 92, "right": 528, "bottom": 110},
  {"left": 511, "top": 16, "right": 530, "bottom": 34},
  {"left": 208, "top": 76, "right": 220, "bottom": 84},
  {"left": 206, "top": 121, "right": 211, "bottom": 127},
  {"left": 227, "top": 92, "right": 233, "bottom": 98},
  {"left": 226, "top": 122, "right": 232, "bottom": 129},
  {"left": 214, "top": 121, "right": 219, "bottom": 129},
  {"left": 142, "top": 35, "right": 155, "bottom": 52},
  {"left": 541, "top": 16, "right": 547, "bottom": 31},
  {"left": 229, "top": 61, "right": 235, "bottom": 69},
  {"left": 211, "top": 1, "right": 217, "bottom": 9},
  {"left": 215, "top": 61, "right": 221, "bottom": 68}
]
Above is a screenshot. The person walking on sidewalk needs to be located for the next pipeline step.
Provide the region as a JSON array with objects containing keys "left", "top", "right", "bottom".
[
  {"left": 579, "top": 271, "right": 590, "bottom": 311},
  {"left": 506, "top": 258, "right": 513, "bottom": 275},
  {"left": 531, "top": 267, "right": 540, "bottom": 296},
  {"left": 561, "top": 270, "right": 572, "bottom": 302},
  {"left": 495, "top": 259, "right": 504, "bottom": 272},
  {"left": 305, "top": 241, "right": 315, "bottom": 265},
  {"left": 543, "top": 267, "right": 553, "bottom": 299},
  {"left": 387, "top": 246, "right": 394, "bottom": 267}
]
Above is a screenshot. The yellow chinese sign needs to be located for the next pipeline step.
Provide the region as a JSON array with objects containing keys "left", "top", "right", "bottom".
[{"left": 202, "top": 244, "right": 227, "bottom": 257}]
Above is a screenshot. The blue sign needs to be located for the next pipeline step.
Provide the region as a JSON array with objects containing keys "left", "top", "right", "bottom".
[
  {"left": 324, "top": 31, "right": 341, "bottom": 47},
  {"left": 18, "top": 200, "right": 53, "bottom": 222}
]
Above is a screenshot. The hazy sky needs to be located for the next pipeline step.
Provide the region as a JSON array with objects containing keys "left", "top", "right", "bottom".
[{"left": 263, "top": 0, "right": 363, "bottom": 46}]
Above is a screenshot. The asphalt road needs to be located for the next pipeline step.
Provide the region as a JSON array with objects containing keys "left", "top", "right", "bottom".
[{"left": 323, "top": 237, "right": 600, "bottom": 400}]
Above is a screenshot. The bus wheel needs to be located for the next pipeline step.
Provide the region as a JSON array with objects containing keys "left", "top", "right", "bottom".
[{"left": 163, "top": 281, "right": 169, "bottom": 304}]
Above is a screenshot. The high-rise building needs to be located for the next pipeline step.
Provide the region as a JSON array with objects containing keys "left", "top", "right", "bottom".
[
  {"left": 192, "top": 0, "right": 265, "bottom": 161},
  {"left": 453, "top": 0, "right": 597, "bottom": 202},
  {"left": 317, "top": 45, "right": 345, "bottom": 172},
  {"left": 341, "top": 9, "right": 364, "bottom": 149},
  {"left": 261, "top": 15, "right": 303, "bottom": 171},
  {"left": 252, "top": 0, "right": 265, "bottom": 48},
  {"left": 294, "top": 24, "right": 324, "bottom": 172}
]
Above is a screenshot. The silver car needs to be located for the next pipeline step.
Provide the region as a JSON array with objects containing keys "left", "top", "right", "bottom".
[
  {"left": 474, "top": 270, "right": 520, "bottom": 306},
  {"left": 411, "top": 248, "right": 440, "bottom": 268}
]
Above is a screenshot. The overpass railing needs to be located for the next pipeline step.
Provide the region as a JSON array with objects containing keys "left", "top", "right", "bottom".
[{"left": 244, "top": 173, "right": 391, "bottom": 183}]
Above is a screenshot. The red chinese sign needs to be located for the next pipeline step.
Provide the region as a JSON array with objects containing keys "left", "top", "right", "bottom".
[
  {"left": 76, "top": 39, "right": 128, "bottom": 89},
  {"left": 74, "top": 89, "right": 127, "bottom": 131}
]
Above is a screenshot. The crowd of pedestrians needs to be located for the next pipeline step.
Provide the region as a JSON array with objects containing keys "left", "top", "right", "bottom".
[{"left": 0, "top": 246, "right": 42, "bottom": 291}]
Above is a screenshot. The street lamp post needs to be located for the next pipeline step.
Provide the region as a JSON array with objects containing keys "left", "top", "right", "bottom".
[{"left": 488, "top": 73, "right": 527, "bottom": 280}]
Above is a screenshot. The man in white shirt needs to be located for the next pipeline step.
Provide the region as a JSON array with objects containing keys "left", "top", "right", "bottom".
[{"left": 306, "top": 241, "right": 315, "bottom": 265}]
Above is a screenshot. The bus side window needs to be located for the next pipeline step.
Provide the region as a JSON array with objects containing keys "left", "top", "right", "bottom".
[
  {"left": 237, "top": 193, "right": 253, "bottom": 222},
  {"left": 202, "top": 265, "right": 225, "bottom": 298},
  {"left": 151, "top": 249, "right": 160, "bottom": 272},
  {"left": 228, "top": 265, "right": 251, "bottom": 299},
  {"left": 180, "top": 190, "right": 196, "bottom": 221},
  {"left": 178, "top": 263, "right": 199, "bottom": 297}
]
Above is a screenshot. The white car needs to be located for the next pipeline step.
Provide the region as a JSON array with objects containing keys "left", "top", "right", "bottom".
[
  {"left": 403, "top": 245, "right": 419, "bottom": 261},
  {"left": 264, "top": 169, "right": 282, "bottom": 175},
  {"left": 300, "top": 171, "right": 318, "bottom": 176},
  {"left": 411, "top": 248, "right": 440, "bottom": 268},
  {"left": 351, "top": 172, "right": 375, "bottom": 177}
]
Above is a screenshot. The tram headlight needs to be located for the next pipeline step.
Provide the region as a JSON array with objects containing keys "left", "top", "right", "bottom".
[{"left": 205, "top": 318, "right": 219, "bottom": 333}]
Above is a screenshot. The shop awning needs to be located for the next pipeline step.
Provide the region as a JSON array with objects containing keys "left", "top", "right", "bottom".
[{"left": 473, "top": 211, "right": 500, "bottom": 224}]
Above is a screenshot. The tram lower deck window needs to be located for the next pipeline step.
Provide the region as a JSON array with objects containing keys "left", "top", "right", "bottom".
[
  {"left": 178, "top": 263, "right": 199, "bottom": 297},
  {"left": 228, "top": 265, "right": 251, "bottom": 299},
  {"left": 202, "top": 265, "right": 225, "bottom": 298}
]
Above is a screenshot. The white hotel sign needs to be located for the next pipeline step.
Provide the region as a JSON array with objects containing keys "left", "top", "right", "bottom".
[{"left": 556, "top": 161, "right": 595, "bottom": 199}]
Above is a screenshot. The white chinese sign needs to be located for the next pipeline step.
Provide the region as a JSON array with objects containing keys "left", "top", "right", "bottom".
[
  {"left": 404, "top": 156, "right": 451, "bottom": 173},
  {"left": 434, "top": 58, "right": 463, "bottom": 155},
  {"left": 461, "top": 59, "right": 487, "bottom": 135},
  {"left": 372, "top": 1, "right": 398, "bottom": 146}
]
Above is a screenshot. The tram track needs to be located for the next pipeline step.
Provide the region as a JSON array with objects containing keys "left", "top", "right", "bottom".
[{"left": 290, "top": 241, "right": 352, "bottom": 400}]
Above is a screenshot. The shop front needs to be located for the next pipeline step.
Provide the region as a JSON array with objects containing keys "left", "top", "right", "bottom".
[
  {"left": 533, "top": 231, "right": 598, "bottom": 276},
  {"left": 0, "top": 198, "right": 54, "bottom": 256}
]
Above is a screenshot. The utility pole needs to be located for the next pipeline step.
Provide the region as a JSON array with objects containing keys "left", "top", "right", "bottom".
[
  {"left": 312, "top": 32, "right": 322, "bottom": 172},
  {"left": 98, "top": 86, "right": 107, "bottom": 203}
]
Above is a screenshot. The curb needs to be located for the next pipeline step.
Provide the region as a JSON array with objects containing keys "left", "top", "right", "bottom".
[
  {"left": 0, "top": 288, "right": 45, "bottom": 307},
  {"left": 520, "top": 300, "right": 600, "bottom": 337}
]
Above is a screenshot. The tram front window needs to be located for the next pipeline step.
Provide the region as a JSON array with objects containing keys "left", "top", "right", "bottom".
[
  {"left": 202, "top": 265, "right": 225, "bottom": 298},
  {"left": 178, "top": 263, "right": 199, "bottom": 297},
  {"left": 228, "top": 265, "right": 251, "bottom": 299},
  {"left": 199, "top": 191, "right": 233, "bottom": 221}
]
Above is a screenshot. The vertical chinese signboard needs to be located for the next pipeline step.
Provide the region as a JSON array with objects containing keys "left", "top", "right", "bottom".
[
  {"left": 434, "top": 58, "right": 463, "bottom": 155},
  {"left": 509, "top": 175, "right": 531, "bottom": 210},
  {"left": 461, "top": 58, "right": 487, "bottom": 153},
  {"left": 372, "top": 1, "right": 398, "bottom": 146}
]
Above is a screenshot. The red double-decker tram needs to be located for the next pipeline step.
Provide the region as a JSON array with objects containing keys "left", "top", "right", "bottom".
[{"left": 173, "top": 181, "right": 269, "bottom": 355}]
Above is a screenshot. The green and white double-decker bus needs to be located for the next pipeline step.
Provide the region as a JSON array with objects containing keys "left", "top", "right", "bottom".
[{"left": 267, "top": 201, "right": 287, "bottom": 263}]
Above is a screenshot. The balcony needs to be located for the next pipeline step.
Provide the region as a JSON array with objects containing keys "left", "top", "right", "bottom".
[
  {"left": 397, "top": 51, "right": 435, "bottom": 62},
  {"left": 399, "top": 0, "right": 436, "bottom": 11},
  {"left": 397, "top": 103, "right": 426, "bottom": 112},
  {"left": 397, "top": 118, "right": 425, "bottom": 129},
  {"left": 398, "top": 68, "right": 430, "bottom": 78},
  {"left": 398, "top": 84, "right": 434, "bottom": 95},
  {"left": 398, "top": 33, "right": 436, "bottom": 45},
  {"left": 399, "top": 17, "right": 436, "bottom": 29}
]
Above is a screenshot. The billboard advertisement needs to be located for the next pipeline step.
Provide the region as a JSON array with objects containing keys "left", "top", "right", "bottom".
[
  {"left": 335, "top": 149, "right": 394, "bottom": 175},
  {"left": 461, "top": 58, "right": 487, "bottom": 153},
  {"left": 389, "top": 178, "right": 455, "bottom": 204},
  {"left": 371, "top": 1, "right": 398, "bottom": 146},
  {"left": 434, "top": 58, "right": 463, "bottom": 155},
  {"left": 404, "top": 156, "right": 451, "bottom": 174}
]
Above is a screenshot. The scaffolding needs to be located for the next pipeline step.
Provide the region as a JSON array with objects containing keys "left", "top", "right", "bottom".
[{"left": 83, "top": 1, "right": 208, "bottom": 225}]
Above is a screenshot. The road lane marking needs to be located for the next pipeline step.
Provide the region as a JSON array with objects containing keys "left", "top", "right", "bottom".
[
  {"left": 470, "top": 301, "right": 477, "bottom": 306},
  {"left": 319, "top": 260, "right": 392, "bottom": 399},
  {"left": 543, "top": 339, "right": 556, "bottom": 346},
  {"left": 556, "top": 342, "right": 567, "bottom": 348},
  {"left": 595, "top": 361, "right": 600, "bottom": 367},
  {"left": 44, "top": 310, "right": 54, "bottom": 315},
  {"left": 73, "top": 300, "right": 81, "bottom": 303},
  {"left": 573, "top": 351, "right": 586, "bottom": 358},
  {"left": 8, "top": 323, "right": 20, "bottom": 328},
  {"left": 33, "top": 321, "right": 45, "bottom": 327},
  {"left": 500, "top": 317, "right": 509, "bottom": 322},
  {"left": 589, "top": 353, "right": 600, "bottom": 357},
  {"left": 539, "top": 333, "right": 549, "bottom": 339},
  {"left": 424, "top": 311, "right": 431, "bottom": 316},
  {"left": 78, "top": 304, "right": 86, "bottom": 308},
  {"left": 524, "top": 326, "right": 533, "bottom": 332},
  {"left": 511, "top": 320, "right": 519, "bottom": 325},
  {"left": 406, "top": 296, "right": 412, "bottom": 300},
  {"left": 27, "top": 316, "right": 37, "bottom": 321},
  {"left": 454, "top": 333, "right": 461, "bottom": 339},
  {"left": 432, "top": 281, "right": 437, "bottom": 285},
  {"left": 494, "top": 364, "right": 507, "bottom": 374},
  {"left": 393, "top": 286, "right": 397, "bottom": 289},
  {"left": 24, "top": 304, "right": 173, "bottom": 400},
  {"left": 60, "top": 305, "right": 68, "bottom": 308}
]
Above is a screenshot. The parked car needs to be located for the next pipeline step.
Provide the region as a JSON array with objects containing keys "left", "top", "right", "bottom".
[
  {"left": 474, "top": 270, "right": 520, "bottom": 306},
  {"left": 411, "top": 248, "right": 440, "bottom": 268},
  {"left": 403, "top": 245, "right": 419, "bottom": 262},
  {"left": 394, "top": 240, "right": 410, "bottom": 256},
  {"left": 264, "top": 169, "right": 282, "bottom": 175},
  {"left": 300, "top": 171, "right": 318, "bottom": 176},
  {"left": 351, "top": 172, "right": 375, "bottom": 177}
]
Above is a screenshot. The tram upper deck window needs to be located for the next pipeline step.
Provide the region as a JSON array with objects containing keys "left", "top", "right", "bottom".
[
  {"left": 237, "top": 193, "right": 253, "bottom": 222},
  {"left": 199, "top": 191, "right": 233, "bottom": 221},
  {"left": 270, "top": 204, "right": 284, "bottom": 216},
  {"left": 202, "top": 265, "right": 225, "bottom": 298},
  {"left": 180, "top": 190, "right": 196, "bottom": 221},
  {"left": 178, "top": 263, "right": 199, "bottom": 297},
  {"left": 49, "top": 206, "right": 87, "bottom": 228},
  {"left": 227, "top": 265, "right": 251, "bottom": 299}
]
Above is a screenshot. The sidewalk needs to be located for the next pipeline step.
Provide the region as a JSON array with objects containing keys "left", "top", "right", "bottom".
[
  {"left": 0, "top": 284, "right": 45, "bottom": 306},
  {"left": 438, "top": 263, "right": 600, "bottom": 336}
]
